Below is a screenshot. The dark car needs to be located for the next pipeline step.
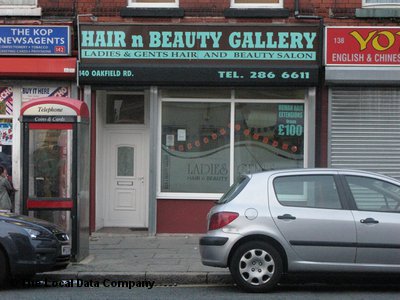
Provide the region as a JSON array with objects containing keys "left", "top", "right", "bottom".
[{"left": 0, "top": 212, "right": 70, "bottom": 287}]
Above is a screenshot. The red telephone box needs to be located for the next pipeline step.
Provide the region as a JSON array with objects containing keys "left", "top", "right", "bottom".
[{"left": 20, "top": 97, "right": 89, "bottom": 262}]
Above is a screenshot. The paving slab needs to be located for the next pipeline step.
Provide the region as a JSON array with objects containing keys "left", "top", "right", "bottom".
[{"left": 35, "top": 234, "right": 231, "bottom": 286}]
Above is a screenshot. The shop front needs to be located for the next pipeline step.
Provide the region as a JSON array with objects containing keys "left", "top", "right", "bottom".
[
  {"left": 78, "top": 24, "right": 322, "bottom": 233},
  {"left": 325, "top": 27, "right": 400, "bottom": 180},
  {"left": 0, "top": 25, "right": 76, "bottom": 213}
]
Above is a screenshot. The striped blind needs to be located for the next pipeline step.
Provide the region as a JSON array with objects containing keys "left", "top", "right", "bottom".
[{"left": 329, "top": 87, "right": 400, "bottom": 180}]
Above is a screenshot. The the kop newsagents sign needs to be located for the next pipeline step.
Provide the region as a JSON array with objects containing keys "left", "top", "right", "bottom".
[
  {"left": 0, "top": 26, "right": 70, "bottom": 56},
  {"left": 325, "top": 26, "right": 400, "bottom": 66},
  {"left": 79, "top": 24, "right": 321, "bottom": 86}
]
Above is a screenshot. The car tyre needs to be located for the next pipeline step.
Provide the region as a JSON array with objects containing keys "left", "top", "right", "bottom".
[
  {"left": 0, "top": 249, "right": 10, "bottom": 289},
  {"left": 229, "top": 241, "right": 283, "bottom": 293}
]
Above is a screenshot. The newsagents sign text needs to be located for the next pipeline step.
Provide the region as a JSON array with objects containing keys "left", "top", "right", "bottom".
[
  {"left": 79, "top": 24, "right": 321, "bottom": 86},
  {"left": 0, "top": 25, "right": 70, "bottom": 56}
]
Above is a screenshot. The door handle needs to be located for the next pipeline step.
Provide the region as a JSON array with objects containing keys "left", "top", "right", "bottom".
[
  {"left": 360, "top": 218, "right": 379, "bottom": 224},
  {"left": 277, "top": 214, "right": 296, "bottom": 220}
]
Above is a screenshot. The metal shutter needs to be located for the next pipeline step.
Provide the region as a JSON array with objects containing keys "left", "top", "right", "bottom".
[{"left": 329, "top": 87, "right": 400, "bottom": 180}]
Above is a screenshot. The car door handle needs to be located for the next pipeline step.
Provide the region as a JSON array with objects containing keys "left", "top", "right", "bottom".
[
  {"left": 360, "top": 218, "right": 379, "bottom": 224},
  {"left": 277, "top": 214, "right": 296, "bottom": 220}
]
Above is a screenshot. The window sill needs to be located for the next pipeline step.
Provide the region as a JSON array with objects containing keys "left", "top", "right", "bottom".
[
  {"left": 224, "top": 8, "right": 289, "bottom": 18},
  {"left": 120, "top": 7, "right": 184, "bottom": 18},
  {"left": 355, "top": 8, "right": 400, "bottom": 18},
  {"left": 0, "top": 7, "right": 41, "bottom": 16}
]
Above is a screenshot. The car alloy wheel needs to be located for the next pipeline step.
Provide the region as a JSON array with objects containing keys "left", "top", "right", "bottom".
[{"left": 230, "top": 241, "right": 283, "bottom": 292}]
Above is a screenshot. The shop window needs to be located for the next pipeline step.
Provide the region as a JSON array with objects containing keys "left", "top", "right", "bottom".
[
  {"left": 0, "top": 86, "right": 13, "bottom": 175},
  {"left": 235, "top": 103, "right": 304, "bottom": 177},
  {"left": 127, "top": 0, "right": 178, "bottom": 7},
  {"left": 0, "top": 120, "right": 12, "bottom": 174},
  {"left": 161, "top": 102, "right": 231, "bottom": 193},
  {"left": 362, "top": 0, "right": 400, "bottom": 7},
  {"left": 0, "top": 87, "right": 13, "bottom": 116},
  {"left": 235, "top": 88, "right": 305, "bottom": 100},
  {"left": 106, "top": 94, "right": 145, "bottom": 124},
  {"left": 161, "top": 88, "right": 231, "bottom": 99},
  {"left": 0, "top": 0, "right": 41, "bottom": 16},
  {"left": 160, "top": 89, "right": 307, "bottom": 196},
  {"left": 231, "top": 0, "right": 283, "bottom": 8}
]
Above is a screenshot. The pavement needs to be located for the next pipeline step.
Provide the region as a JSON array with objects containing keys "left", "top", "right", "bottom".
[{"left": 34, "top": 231, "right": 233, "bottom": 286}]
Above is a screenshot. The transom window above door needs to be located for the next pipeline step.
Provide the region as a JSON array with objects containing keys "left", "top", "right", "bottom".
[{"left": 106, "top": 94, "right": 145, "bottom": 125}]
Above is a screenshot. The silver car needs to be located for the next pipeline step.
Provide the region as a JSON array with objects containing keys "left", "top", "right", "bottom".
[{"left": 200, "top": 168, "right": 400, "bottom": 292}]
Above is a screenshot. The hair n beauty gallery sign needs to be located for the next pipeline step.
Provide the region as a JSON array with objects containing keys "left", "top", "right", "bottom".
[{"left": 78, "top": 24, "right": 321, "bottom": 86}]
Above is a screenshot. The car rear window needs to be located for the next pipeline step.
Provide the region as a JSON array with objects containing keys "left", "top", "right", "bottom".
[{"left": 217, "top": 175, "right": 250, "bottom": 204}]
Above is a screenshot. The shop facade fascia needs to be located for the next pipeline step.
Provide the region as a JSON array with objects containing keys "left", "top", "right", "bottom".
[
  {"left": 78, "top": 23, "right": 322, "bottom": 233},
  {"left": 325, "top": 26, "right": 400, "bottom": 180},
  {"left": 0, "top": 25, "right": 77, "bottom": 214}
]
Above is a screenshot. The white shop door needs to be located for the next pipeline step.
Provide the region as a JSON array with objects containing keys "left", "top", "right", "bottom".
[{"left": 104, "top": 131, "right": 146, "bottom": 227}]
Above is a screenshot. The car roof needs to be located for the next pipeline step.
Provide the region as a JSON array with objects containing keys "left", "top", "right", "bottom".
[{"left": 248, "top": 168, "right": 400, "bottom": 183}]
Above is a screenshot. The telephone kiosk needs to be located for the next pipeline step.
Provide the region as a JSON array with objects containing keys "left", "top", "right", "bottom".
[{"left": 20, "top": 97, "right": 90, "bottom": 262}]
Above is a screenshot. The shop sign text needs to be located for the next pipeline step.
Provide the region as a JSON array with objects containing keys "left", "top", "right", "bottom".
[
  {"left": 81, "top": 30, "right": 317, "bottom": 62},
  {"left": 79, "top": 24, "right": 320, "bottom": 86},
  {"left": 326, "top": 27, "right": 400, "bottom": 66},
  {"left": 0, "top": 26, "right": 70, "bottom": 56}
]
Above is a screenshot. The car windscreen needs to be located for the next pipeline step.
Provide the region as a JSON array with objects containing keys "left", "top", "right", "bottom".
[{"left": 217, "top": 175, "right": 250, "bottom": 204}]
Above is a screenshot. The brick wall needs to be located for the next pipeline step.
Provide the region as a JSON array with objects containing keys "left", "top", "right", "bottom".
[
  {"left": 37, "top": 0, "right": 400, "bottom": 27},
  {"left": 36, "top": 0, "right": 400, "bottom": 170}
]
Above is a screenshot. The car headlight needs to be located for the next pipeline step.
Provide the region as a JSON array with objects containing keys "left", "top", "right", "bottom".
[
  {"left": 23, "top": 228, "right": 43, "bottom": 239},
  {"left": 4, "top": 220, "right": 53, "bottom": 239}
]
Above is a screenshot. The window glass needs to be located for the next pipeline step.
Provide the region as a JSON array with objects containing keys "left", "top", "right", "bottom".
[
  {"left": 161, "top": 88, "right": 231, "bottom": 99},
  {"left": 235, "top": 103, "right": 304, "bottom": 177},
  {"left": 235, "top": 88, "right": 305, "bottom": 100},
  {"left": 0, "top": 87, "right": 13, "bottom": 115},
  {"left": 118, "top": 146, "right": 134, "bottom": 177},
  {"left": 29, "top": 129, "right": 73, "bottom": 198},
  {"left": 0, "top": 121, "right": 12, "bottom": 175},
  {"left": 232, "top": 0, "right": 282, "bottom": 7},
  {"left": 161, "top": 102, "right": 230, "bottom": 193},
  {"left": 363, "top": 0, "right": 400, "bottom": 7},
  {"left": 345, "top": 176, "right": 400, "bottom": 212},
  {"left": 106, "top": 94, "right": 144, "bottom": 124},
  {"left": 218, "top": 175, "right": 250, "bottom": 204},
  {"left": 0, "top": 122, "right": 12, "bottom": 147},
  {"left": 160, "top": 89, "right": 307, "bottom": 195},
  {"left": 274, "top": 175, "right": 342, "bottom": 209}
]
